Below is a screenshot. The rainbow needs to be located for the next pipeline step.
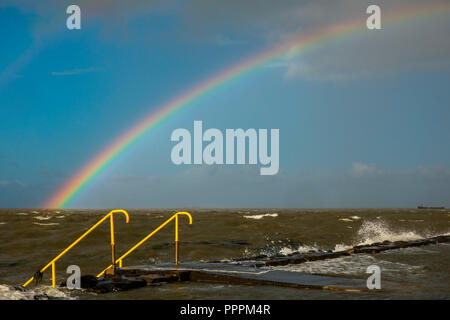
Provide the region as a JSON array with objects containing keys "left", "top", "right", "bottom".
[{"left": 45, "top": 2, "right": 450, "bottom": 208}]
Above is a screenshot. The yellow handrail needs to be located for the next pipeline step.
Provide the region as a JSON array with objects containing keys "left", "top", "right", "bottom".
[
  {"left": 22, "top": 209, "right": 130, "bottom": 288},
  {"left": 97, "top": 211, "right": 192, "bottom": 277}
]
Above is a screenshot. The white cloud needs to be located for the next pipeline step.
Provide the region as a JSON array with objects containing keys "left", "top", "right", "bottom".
[{"left": 351, "top": 162, "right": 380, "bottom": 177}]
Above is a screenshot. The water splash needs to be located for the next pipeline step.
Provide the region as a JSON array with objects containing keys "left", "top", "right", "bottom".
[
  {"left": 279, "top": 244, "right": 319, "bottom": 255},
  {"left": 355, "top": 220, "right": 425, "bottom": 245}
]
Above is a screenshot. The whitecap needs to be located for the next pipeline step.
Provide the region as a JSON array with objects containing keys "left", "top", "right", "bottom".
[
  {"left": 243, "top": 213, "right": 278, "bottom": 220},
  {"left": 33, "top": 222, "right": 59, "bottom": 226},
  {"left": 34, "top": 216, "right": 52, "bottom": 221}
]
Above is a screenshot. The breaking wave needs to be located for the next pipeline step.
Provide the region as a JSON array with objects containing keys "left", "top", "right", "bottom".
[
  {"left": 263, "top": 219, "right": 448, "bottom": 256},
  {"left": 332, "top": 220, "right": 431, "bottom": 252}
]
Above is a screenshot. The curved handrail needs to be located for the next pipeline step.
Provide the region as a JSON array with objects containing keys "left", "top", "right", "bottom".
[
  {"left": 22, "top": 209, "right": 130, "bottom": 288},
  {"left": 97, "top": 211, "right": 192, "bottom": 277}
]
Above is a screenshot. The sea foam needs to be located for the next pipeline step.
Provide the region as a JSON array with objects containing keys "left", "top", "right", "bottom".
[{"left": 0, "top": 284, "right": 75, "bottom": 300}]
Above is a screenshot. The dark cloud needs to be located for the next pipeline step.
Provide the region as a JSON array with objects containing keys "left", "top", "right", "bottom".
[
  {"left": 171, "top": 0, "right": 450, "bottom": 79},
  {"left": 74, "top": 163, "right": 450, "bottom": 208}
]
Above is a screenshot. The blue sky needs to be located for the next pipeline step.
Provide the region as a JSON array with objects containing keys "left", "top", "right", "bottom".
[{"left": 1, "top": 0, "right": 450, "bottom": 208}]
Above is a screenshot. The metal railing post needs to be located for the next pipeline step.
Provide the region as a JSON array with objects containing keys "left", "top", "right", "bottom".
[
  {"left": 175, "top": 214, "right": 179, "bottom": 265},
  {"left": 51, "top": 262, "right": 56, "bottom": 288},
  {"left": 110, "top": 213, "right": 116, "bottom": 274}
]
